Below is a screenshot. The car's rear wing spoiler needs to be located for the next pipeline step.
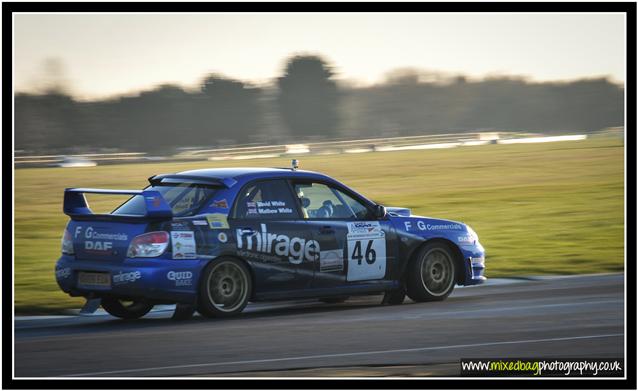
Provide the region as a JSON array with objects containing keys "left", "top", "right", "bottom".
[
  {"left": 149, "top": 174, "right": 237, "bottom": 188},
  {"left": 63, "top": 188, "right": 173, "bottom": 220}
]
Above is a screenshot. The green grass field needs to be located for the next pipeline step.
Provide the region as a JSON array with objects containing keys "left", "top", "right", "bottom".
[{"left": 14, "top": 136, "right": 625, "bottom": 314}]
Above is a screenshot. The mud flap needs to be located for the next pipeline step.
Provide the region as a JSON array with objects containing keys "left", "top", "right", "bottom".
[
  {"left": 382, "top": 288, "right": 406, "bottom": 305},
  {"left": 172, "top": 303, "right": 196, "bottom": 320},
  {"left": 79, "top": 298, "right": 102, "bottom": 315}
]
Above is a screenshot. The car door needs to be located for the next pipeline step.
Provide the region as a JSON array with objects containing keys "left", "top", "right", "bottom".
[
  {"left": 229, "top": 179, "right": 316, "bottom": 294},
  {"left": 291, "top": 180, "right": 398, "bottom": 288}
]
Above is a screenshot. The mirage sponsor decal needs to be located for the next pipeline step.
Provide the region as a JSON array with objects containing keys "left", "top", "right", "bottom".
[
  {"left": 167, "top": 271, "right": 193, "bottom": 287},
  {"left": 112, "top": 270, "right": 141, "bottom": 285},
  {"left": 403, "top": 221, "right": 463, "bottom": 232},
  {"left": 236, "top": 223, "right": 319, "bottom": 264}
]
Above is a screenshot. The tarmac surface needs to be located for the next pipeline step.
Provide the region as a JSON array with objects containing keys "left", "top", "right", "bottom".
[{"left": 14, "top": 273, "right": 624, "bottom": 377}]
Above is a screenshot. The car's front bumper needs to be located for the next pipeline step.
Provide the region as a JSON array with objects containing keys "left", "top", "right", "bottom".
[
  {"left": 459, "top": 242, "right": 486, "bottom": 286},
  {"left": 55, "top": 255, "right": 209, "bottom": 304}
]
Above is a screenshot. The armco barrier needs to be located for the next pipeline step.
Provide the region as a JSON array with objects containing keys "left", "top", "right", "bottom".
[{"left": 15, "top": 131, "right": 591, "bottom": 168}]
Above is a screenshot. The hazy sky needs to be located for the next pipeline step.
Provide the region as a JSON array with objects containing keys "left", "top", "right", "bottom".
[{"left": 14, "top": 12, "right": 626, "bottom": 100}]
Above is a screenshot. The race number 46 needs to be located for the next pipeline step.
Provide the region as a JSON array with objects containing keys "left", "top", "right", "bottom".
[
  {"left": 351, "top": 240, "right": 376, "bottom": 265},
  {"left": 346, "top": 222, "right": 386, "bottom": 281}
]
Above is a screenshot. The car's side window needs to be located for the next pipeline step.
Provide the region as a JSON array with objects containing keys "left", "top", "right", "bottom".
[
  {"left": 338, "top": 190, "right": 372, "bottom": 220},
  {"left": 169, "top": 185, "right": 209, "bottom": 215},
  {"left": 113, "top": 183, "right": 218, "bottom": 217},
  {"left": 293, "top": 182, "right": 371, "bottom": 220},
  {"left": 233, "top": 179, "right": 300, "bottom": 219}
]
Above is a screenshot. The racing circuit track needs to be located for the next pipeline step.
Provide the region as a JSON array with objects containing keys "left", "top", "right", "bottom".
[{"left": 14, "top": 273, "right": 624, "bottom": 377}]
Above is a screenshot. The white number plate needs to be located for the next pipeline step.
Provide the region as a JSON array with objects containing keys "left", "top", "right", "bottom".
[{"left": 78, "top": 272, "right": 111, "bottom": 287}]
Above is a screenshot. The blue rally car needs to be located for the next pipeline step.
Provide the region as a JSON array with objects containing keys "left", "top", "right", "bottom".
[{"left": 55, "top": 161, "right": 485, "bottom": 319}]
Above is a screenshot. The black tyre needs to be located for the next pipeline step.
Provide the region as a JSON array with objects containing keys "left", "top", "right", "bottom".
[
  {"left": 198, "top": 258, "right": 251, "bottom": 318},
  {"left": 101, "top": 297, "right": 154, "bottom": 319},
  {"left": 406, "top": 242, "right": 457, "bottom": 302},
  {"left": 319, "top": 296, "right": 349, "bottom": 304}
]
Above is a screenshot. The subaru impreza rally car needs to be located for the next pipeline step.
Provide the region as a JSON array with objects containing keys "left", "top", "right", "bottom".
[{"left": 55, "top": 162, "right": 485, "bottom": 319}]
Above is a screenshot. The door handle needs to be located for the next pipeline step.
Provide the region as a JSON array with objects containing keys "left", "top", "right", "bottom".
[{"left": 319, "top": 226, "right": 335, "bottom": 235}]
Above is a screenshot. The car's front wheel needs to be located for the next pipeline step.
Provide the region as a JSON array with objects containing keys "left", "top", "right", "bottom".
[
  {"left": 101, "top": 297, "right": 154, "bottom": 319},
  {"left": 406, "top": 242, "right": 457, "bottom": 302},
  {"left": 198, "top": 258, "right": 251, "bottom": 318}
]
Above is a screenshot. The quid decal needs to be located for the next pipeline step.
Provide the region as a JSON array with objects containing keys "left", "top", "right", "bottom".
[{"left": 167, "top": 271, "right": 193, "bottom": 286}]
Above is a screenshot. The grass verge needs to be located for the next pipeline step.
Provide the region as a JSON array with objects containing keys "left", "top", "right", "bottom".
[{"left": 14, "top": 135, "right": 624, "bottom": 314}]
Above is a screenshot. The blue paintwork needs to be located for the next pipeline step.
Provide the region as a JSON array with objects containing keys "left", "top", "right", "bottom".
[
  {"left": 55, "top": 167, "right": 485, "bottom": 305},
  {"left": 56, "top": 255, "right": 205, "bottom": 304},
  {"left": 386, "top": 215, "right": 486, "bottom": 285}
]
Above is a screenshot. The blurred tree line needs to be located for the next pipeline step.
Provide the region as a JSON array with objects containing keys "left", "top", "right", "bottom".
[{"left": 15, "top": 55, "right": 624, "bottom": 154}]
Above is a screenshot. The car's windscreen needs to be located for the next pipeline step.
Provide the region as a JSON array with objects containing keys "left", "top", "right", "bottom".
[{"left": 112, "top": 183, "right": 219, "bottom": 217}]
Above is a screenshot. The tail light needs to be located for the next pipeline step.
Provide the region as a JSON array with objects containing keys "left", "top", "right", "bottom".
[
  {"left": 127, "top": 231, "right": 169, "bottom": 258},
  {"left": 61, "top": 229, "right": 74, "bottom": 255}
]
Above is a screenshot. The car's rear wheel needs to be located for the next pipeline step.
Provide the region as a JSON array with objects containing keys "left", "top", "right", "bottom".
[
  {"left": 319, "top": 296, "right": 349, "bottom": 304},
  {"left": 406, "top": 242, "right": 457, "bottom": 302},
  {"left": 101, "top": 297, "right": 154, "bottom": 319},
  {"left": 198, "top": 258, "right": 251, "bottom": 318}
]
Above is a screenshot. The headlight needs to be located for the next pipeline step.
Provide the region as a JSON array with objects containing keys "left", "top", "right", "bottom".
[
  {"left": 458, "top": 225, "right": 479, "bottom": 245},
  {"left": 467, "top": 225, "right": 479, "bottom": 242}
]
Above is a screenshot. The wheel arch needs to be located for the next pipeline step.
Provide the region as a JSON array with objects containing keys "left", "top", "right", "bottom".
[
  {"left": 200, "top": 254, "right": 257, "bottom": 301},
  {"left": 405, "top": 238, "right": 467, "bottom": 285}
]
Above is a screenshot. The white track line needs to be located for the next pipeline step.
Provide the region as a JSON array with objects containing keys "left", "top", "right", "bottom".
[{"left": 65, "top": 333, "right": 623, "bottom": 377}]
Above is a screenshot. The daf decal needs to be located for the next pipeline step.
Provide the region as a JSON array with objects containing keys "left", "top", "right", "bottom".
[{"left": 85, "top": 241, "right": 113, "bottom": 251}]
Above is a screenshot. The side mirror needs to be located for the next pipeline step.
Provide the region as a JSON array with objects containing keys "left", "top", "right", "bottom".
[{"left": 374, "top": 204, "right": 387, "bottom": 219}]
